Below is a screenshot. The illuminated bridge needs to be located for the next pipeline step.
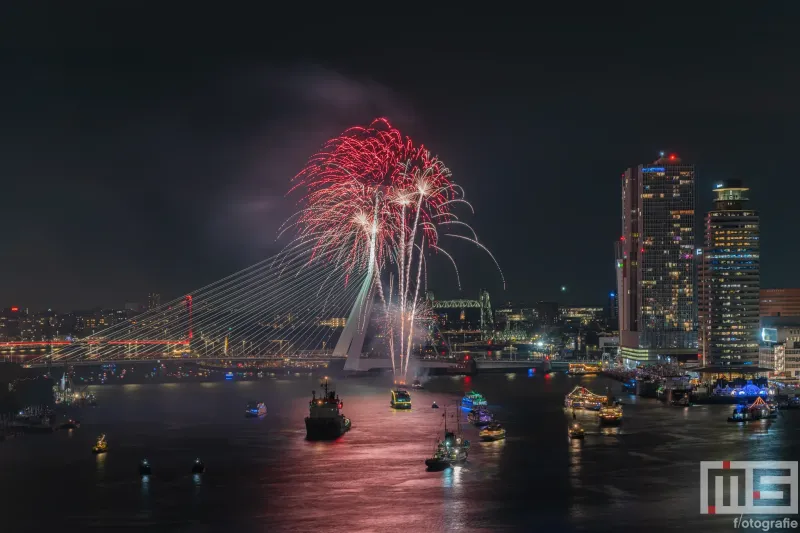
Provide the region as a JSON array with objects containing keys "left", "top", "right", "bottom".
[{"left": 4, "top": 246, "right": 482, "bottom": 374}]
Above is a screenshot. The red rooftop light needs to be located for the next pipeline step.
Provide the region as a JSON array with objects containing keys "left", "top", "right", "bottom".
[
  {"left": 669, "top": 154, "right": 676, "bottom": 161},
  {"left": 10, "top": 307, "right": 18, "bottom": 312}
]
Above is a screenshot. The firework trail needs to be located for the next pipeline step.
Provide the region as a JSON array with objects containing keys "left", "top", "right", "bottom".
[{"left": 288, "top": 118, "right": 503, "bottom": 381}]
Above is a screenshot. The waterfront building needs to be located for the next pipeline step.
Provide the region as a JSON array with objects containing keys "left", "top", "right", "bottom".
[
  {"left": 698, "top": 180, "right": 760, "bottom": 366},
  {"left": 616, "top": 154, "right": 697, "bottom": 364}
]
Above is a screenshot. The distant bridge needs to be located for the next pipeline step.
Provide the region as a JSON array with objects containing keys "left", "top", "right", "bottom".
[{"left": 427, "top": 289, "right": 493, "bottom": 339}]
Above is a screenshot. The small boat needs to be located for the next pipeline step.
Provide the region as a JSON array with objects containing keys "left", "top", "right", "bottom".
[
  {"left": 245, "top": 401, "right": 267, "bottom": 418},
  {"left": 728, "top": 397, "right": 771, "bottom": 422},
  {"left": 432, "top": 401, "right": 439, "bottom": 409},
  {"left": 139, "top": 459, "right": 152, "bottom": 476},
  {"left": 425, "top": 408, "right": 469, "bottom": 470},
  {"left": 767, "top": 402, "right": 779, "bottom": 418},
  {"left": 479, "top": 422, "right": 506, "bottom": 441},
  {"left": 468, "top": 407, "right": 493, "bottom": 426},
  {"left": 671, "top": 395, "right": 692, "bottom": 407},
  {"left": 598, "top": 405, "right": 623, "bottom": 425},
  {"left": 425, "top": 441, "right": 454, "bottom": 471},
  {"left": 411, "top": 379, "right": 423, "bottom": 389},
  {"left": 391, "top": 388, "right": 412, "bottom": 409},
  {"left": 59, "top": 419, "right": 80, "bottom": 430},
  {"left": 461, "top": 391, "right": 487, "bottom": 409},
  {"left": 92, "top": 434, "right": 108, "bottom": 454},
  {"left": 192, "top": 458, "right": 205, "bottom": 474},
  {"left": 569, "top": 423, "right": 585, "bottom": 439}
]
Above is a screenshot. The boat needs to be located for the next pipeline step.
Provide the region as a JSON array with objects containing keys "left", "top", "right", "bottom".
[
  {"left": 424, "top": 408, "right": 470, "bottom": 470},
  {"left": 92, "top": 434, "right": 108, "bottom": 454},
  {"left": 192, "top": 458, "right": 205, "bottom": 474},
  {"left": 460, "top": 391, "right": 487, "bottom": 409},
  {"left": 245, "top": 401, "right": 267, "bottom": 417},
  {"left": 564, "top": 386, "right": 605, "bottom": 411},
  {"left": 598, "top": 405, "right": 623, "bottom": 425},
  {"left": 728, "top": 397, "right": 771, "bottom": 423},
  {"left": 390, "top": 388, "right": 412, "bottom": 409},
  {"left": 468, "top": 407, "right": 493, "bottom": 426},
  {"left": 411, "top": 379, "right": 423, "bottom": 389},
  {"left": 767, "top": 401, "right": 779, "bottom": 418},
  {"left": 479, "top": 422, "right": 506, "bottom": 441},
  {"left": 305, "top": 378, "right": 351, "bottom": 440},
  {"left": 432, "top": 401, "right": 439, "bottom": 409},
  {"left": 671, "top": 395, "right": 693, "bottom": 407},
  {"left": 59, "top": 419, "right": 80, "bottom": 430},
  {"left": 568, "top": 423, "right": 585, "bottom": 439},
  {"left": 139, "top": 459, "right": 152, "bottom": 476}
]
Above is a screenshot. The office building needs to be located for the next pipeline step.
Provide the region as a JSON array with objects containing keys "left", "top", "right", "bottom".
[
  {"left": 148, "top": 293, "right": 161, "bottom": 310},
  {"left": 617, "top": 154, "right": 697, "bottom": 364},
  {"left": 698, "top": 180, "right": 760, "bottom": 366}
]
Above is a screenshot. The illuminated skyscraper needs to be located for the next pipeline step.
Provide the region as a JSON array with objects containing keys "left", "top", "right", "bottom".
[
  {"left": 698, "top": 180, "right": 760, "bottom": 366},
  {"left": 617, "top": 154, "right": 697, "bottom": 364}
]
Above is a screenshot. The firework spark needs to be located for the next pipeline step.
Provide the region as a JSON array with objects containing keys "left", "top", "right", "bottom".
[{"left": 288, "top": 118, "right": 503, "bottom": 381}]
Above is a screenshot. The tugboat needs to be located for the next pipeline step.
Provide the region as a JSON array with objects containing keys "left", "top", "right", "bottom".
[
  {"left": 425, "top": 408, "right": 470, "bottom": 470},
  {"left": 479, "top": 422, "right": 506, "bottom": 441},
  {"left": 468, "top": 407, "right": 493, "bottom": 426},
  {"left": 245, "top": 401, "right": 267, "bottom": 418},
  {"left": 390, "top": 388, "right": 412, "bottom": 409},
  {"left": 92, "top": 434, "right": 108, "bottom": 454},
  {"left": 192, "top": 458, "right": 205, "bottom": 474},
  {"left": 568, "top": 423, "right": 585, "bottom": 439},
  {"left": 305, "top": 378, "right": 351, "bottom": 440},
  {"left": 461, "top": 391, "right": 487, "bottom": 409},
  {"left": 411, "top": 379, "right": 423, "bottom": 390},
  {"left": 139, "top": 459, "right": 152, "bottom": 476}
]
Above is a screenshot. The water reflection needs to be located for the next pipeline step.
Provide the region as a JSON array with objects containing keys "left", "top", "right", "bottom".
[
  {"left": 600, "top": 426, "right": 621, "bottom": 437},
  {"left": 3, "top": 375, "right": 796, "bottom": 531},
  {"left": 95, "top": 450, "right": 106, "bottom": 476}
]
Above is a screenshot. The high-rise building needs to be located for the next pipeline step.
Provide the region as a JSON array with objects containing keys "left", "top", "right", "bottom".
[
  {"left": 148, "top": 293, "right": 161, "bottom": 310},
  {"left": 698, "top": 180, "right": 760, "bottom": 366},
  {"left": 617, "top": 154, "right": 697, "bottom": 364}
]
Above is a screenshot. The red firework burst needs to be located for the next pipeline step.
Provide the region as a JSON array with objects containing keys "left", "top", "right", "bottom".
[{"left": 290, "top": 118, "right": 457, "bottom": 275}]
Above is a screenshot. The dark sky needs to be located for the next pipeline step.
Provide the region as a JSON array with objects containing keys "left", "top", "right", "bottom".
[{"left": 2, "top": 7, "right": 799, "bottom": 311}]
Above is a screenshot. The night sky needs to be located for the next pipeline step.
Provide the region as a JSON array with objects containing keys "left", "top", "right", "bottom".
[{"left": 2, "top": 7, "right": 799, "bottom": 311}]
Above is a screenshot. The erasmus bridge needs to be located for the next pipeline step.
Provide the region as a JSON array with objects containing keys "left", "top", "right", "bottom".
[
  {"left": 6, "top": 119, "right": 507, "bottom": 380},
  {"left": 5, "top": 260, "right": 495, "bottom": 372}
]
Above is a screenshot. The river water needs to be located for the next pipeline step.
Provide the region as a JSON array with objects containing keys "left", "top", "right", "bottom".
[{"left": 1, "top": 372, "right": 798, "bottom": 532}]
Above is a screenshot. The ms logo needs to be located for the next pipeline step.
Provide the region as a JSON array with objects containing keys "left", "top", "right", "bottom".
[{"left": 700, "top": 461, "right": 798, "bottom": 515}]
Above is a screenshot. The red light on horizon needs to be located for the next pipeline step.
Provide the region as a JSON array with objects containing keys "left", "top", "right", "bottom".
[
  {"left": 10, "top": 307, "right": 18, "bottom": 312},
  {"left": 669, "top": 154, "right": 676, "bottom": 160}
]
